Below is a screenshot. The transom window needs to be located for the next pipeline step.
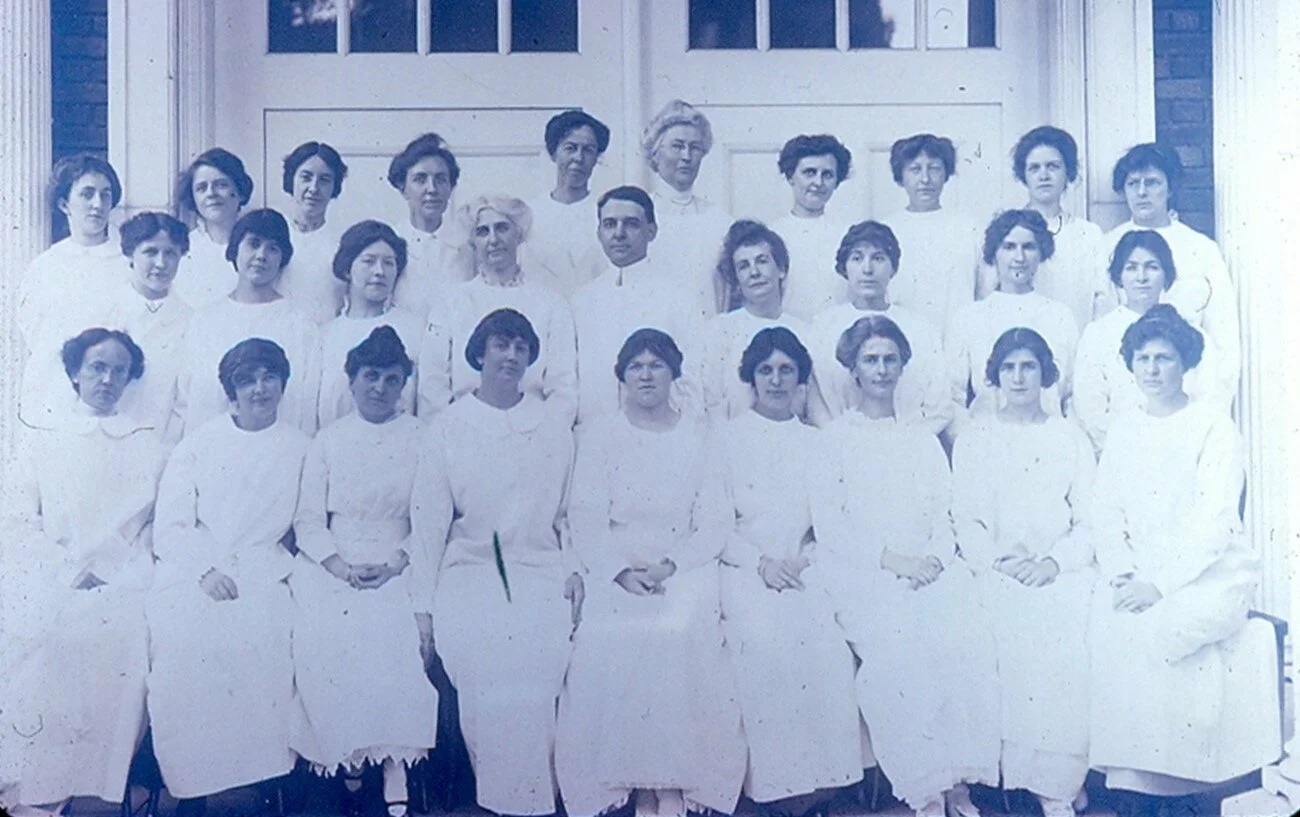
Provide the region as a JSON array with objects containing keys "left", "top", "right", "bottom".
[
  {"left": 269, "top": 0, "right": 579, "bottom": 54},
  {"left": 688, "top": 0, "right": 996, "bottom": 51}
]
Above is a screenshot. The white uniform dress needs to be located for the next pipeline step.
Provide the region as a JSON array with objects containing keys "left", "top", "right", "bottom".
[
  {"left": 519, "top": 192, "right": 604, "bottom": 300},
  {"left": 811, "top": 301, "right": 952, "bottom": 435},
  {"left": 17, "top": 235, "right": 133, "bottom": 428},
  {"left": 0, "top": 412, "right": 162, "bottom": 806},
  {"left": 951, "top": 415, "right": 1097, "bottom": 800},
  {"left": 1088, "top": 402, "right": 1280, "bottom": 793},
  {"left": 417, "top": 275, "right": 578, "bottom": 425},
  {"left": 711, "top": 412, "right": 862, "bottom": 802},
  {"left": 172, "top": 223, "right": 238, "bottom": 309},
  {"left": 650, "top": 186, "right": 733, "bottom": 320},
  {"left": 179, "top": 296, "right": 321, "bottom": 436},
  {"left": 277, "top": 221, "right": 345, "bottom": 325},
  {"left": 1103, "top": 220, "right": 1239, "bottom": 411},
  {"left": 410, "top": 394, "right": 575, "bottom": 816},
  {"left": 317, "top": 307, "right": 424, "bottom": 428},
  {"left": 879, "top": 208, "right": 983, "bottom": 332},
  {"left": 112, "top": 289, "right": 192, "bottom": 445},
  {"left": 811, "top": 413, "right": 999, "bottom": 809},
  {"left": 945, "top": 290, "right": 1079, "bottom": 431},
  {"left": 572, "top": 257, "right": 706, "bottom": 427},
  {"left": 392, "top": 221, "right": 473, "bottom": 322},
  {"left": 146, "top": 415, "right": 310, "bottom": 799},
  {"left": 770, "top": 212, "right": 851, "bottom": 320},
  {"left": 557, "top": 414, "right": 746, "bottom": 816},
  {"left": 289, "top": 412, "right": 439, "bottom": 773},
  {"left": 700, "top": 307, "right": 826, "bottom": 424}
]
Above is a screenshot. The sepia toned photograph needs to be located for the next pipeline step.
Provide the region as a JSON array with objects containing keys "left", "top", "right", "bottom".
[{"left": 0, "top": 2, "right": 1296, "bottom": 817}]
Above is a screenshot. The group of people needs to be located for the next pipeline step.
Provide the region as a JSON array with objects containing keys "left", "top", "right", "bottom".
[{"left": 0, "top": 99, "right": 1282, "bottom": 817}]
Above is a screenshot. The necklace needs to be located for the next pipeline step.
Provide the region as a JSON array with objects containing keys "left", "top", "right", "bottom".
[{"left": 1046, "top": 213, "right": 1065, "bottom": 235}]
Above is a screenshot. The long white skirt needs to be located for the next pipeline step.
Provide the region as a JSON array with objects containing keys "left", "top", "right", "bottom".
[
  {"left": 146, "top": 577, "right": 297, "bottom": 798},
  {"left": 978, "top": 569, "right": 1095, "bottom": 799},
  {"left": 840, "top": 565, "right": 1000, "bottom": 809},
  {"left": 721, "top": 562, "right": 862, "bottom": 802},
  {"left": 290, "top": 561, "right": 438, "bottom": 773},
  {"left": 2, "top": 578, "right": 149, "bottom": 806},
  {"left": 433, "top": 564, "right": 571, "bottom": 817},
  {"left": 556, "top": 564, "right": 746, "bottom": 817}
]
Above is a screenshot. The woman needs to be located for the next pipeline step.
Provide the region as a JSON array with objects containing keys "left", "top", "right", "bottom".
[
  {"left": 276, "top": 141, "right": 349, "bottom": 324},
  {"left": 179, "top": 208, "right": 320, "bottom": 436},
  {"left": 18, "top": 153, "right": 133, "bottom": 428},
  {"left": 387, "top": 133, "right": 473, "bottom": 320},
  {"left": 318, "top": 220, "right": 423, "bottom": 428},
  {"left": 520, "top": 110, "right": 611, "bottom": 299},
  {"left": 1088, "top": 305, "right": 1279, "bottom": 812},
  {"left": 557, "top": 328, "right": 745, "bottom": 817},
  {"left": 811, "top": 315, "right": 998, "bottom": 817},
  {"left": 945, "top": 209, "right": 1078, "bottom": 434},
  {"left": 770, "top": 134, "right": 854, "bottom": 320},
  {"left": 812, "top": 220, "right": 951, "bottom": 435},
  {"left": 147, "top": 339, "right": 311, "bottom": 809},
  {"left": 992, "top": 126, "right": 1111, "bottom": 327},
  {"left": 417, "top": 196, "right": 577, "bottom": 425},
  {"left": 641, "top": 99, "right": 733, "bottom": 319},
  {"left": 291, "top": 327, "right": 438, "bottom": 817},
  {"left": 1, "top": 328, "right": 161, "bottom": 812},
  {"left": 411, "top": 308, "right": 580, "bottom": 817},
  {"left": 712, "top": 327, "right": 862, "bottom": 815},
  {"left": 951, "top": 328, "right": 1097, "bottom": 817},
  {"left": 172, "top": 147, "right": 255, "bottom": 308},
  {"left": 1104, "top": 144, "right": 1239, "bottom": 412},
  {"left": 112, "top": 211, "right": 193, "bottom": 444},
  {"left": 1074, "top": 229, "right": 1188, "bottom": 453},
  {"left": 702, "top": 219, "right": 828, "bottom": 424}
]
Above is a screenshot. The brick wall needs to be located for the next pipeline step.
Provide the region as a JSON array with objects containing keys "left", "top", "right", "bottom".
[
  {"left": 51, "top": 0, "right": 109, "bottom": 163},
  {"left": 1153, "top": 0, "right": 1215, "bottom": 238}
]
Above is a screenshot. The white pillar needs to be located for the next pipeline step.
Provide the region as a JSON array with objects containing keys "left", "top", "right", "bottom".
[
  {"left": 1046, "top": 0, "right": 1089, "bottom": 217},
  {"left": 0, "top": 0, "right": 52, "bottom": 488}
]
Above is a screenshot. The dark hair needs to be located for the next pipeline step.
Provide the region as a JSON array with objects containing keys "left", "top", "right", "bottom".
[
  {"left": 50, "top": 153, "right": 123, "bottom": 223},
  {"left": 121, "top": 211, "right": 190, "bottom": 257},
  {"left": 614, "top": 328, "right": 683, "bottom": 381},
  {"left": 176, "top": 147, "right": 255, "bottom": 217},
  {"left": 716, "top": 220, "right": 789, "bottom": 308},
  {"left": 777, "top": 134, "right": 853, "bottom": 182},
  {"left": 387, "top": 132, "right": 461, "bottom": 191},
  {"left": 597, "top": 185, "right": 656, "bottom": 225},
  {"left": 982, "top": 208, "right": 1056, "bottom": 265},
  {"left": 465, "top": 308, "right": 541, "bottom": 372},
  {"left": 544, "top": 110, "right": 612, "bottom": 158},
  {"left": 835, "top": 220, "right": 901, "bottom": 277},
  {"left": 345, "top": 325, "right": 414, "bottom": 380},
  {"left": 1012, "top": 126, "right": 1080, "bottom": 184},
  {"left": 984, "top": 327, "right": 1060, "bottom": 388},
  {"left": 1120, "top": 303, "right": 1204, "bottom": 371},
  {"left": 60, "top": 327, "right": 145, "bottom": 391},
  {"left": 834, "top": 315, "right": 912, "bottom": 370},
  {"left": 282, "top": 141, "right": 348, "bottom": 198},
  {"left": 218, "top": 338, "right": 291, "bottom": 402},
  {"left": 1110, "top": 143, "right": 1182, "bottom": 207},
  {"left": 333, "top": 220, "right": 408, "bottom": 282},
  {"left": 1107, "top": 229, "right": 1178, "bottom": 289},
  {"left": 738, "top": 326, "right": 812, "bottom": 385},
  {"left": 889, "top": 133, "right": 957, "bottom": 184},
  {"left": 225, "top": 208, "right": 295, "bottom": 269}
]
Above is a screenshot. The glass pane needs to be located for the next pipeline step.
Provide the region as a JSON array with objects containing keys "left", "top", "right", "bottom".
[
  {"left": 431, "top": 0, "right": 497, "bottom": 53},
  {"left": 926, "top": 0, "right": 996, "bottom": 49},
  {"left": 269, "top": 0, "right": 338, "bottom": 53},
  {"left": 771, "top": 0, "right": 835, "bottom": 49},
  {"left": 851, "top": 0, "right": 916, "bottom": 49},
  {"left": 512, "top": 0, "right": 578, "bottom": 52},
  {"left": 689, "top": 0, "right": 757, "bottom": 50},
  {"left": 351, "top": 0, "right": 416, "bottom": 53}
]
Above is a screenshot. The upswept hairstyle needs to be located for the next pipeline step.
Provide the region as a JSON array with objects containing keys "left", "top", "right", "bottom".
[
  {"left": 982, "top": 208, "right": 1056, "bottom": 265},
  {"left": 641, "top": 100, "right": 714, "bottom": 168},
  {"left": 458, "top": 194, "right": 534, "bottom": 246},
  {"left": 1120, "top": 303, "right": 1205, "bottom": 371},
  {"left": 835, "top": 220, "right": 901, "bottom": 277},
  {"left": 282, "top": 141, "right": 348, "bottom": 198},
  {"left": 465, "top": 308, "right": 541, "bottom": 372},
  {"left": 984, "top": 327, "right": 1060, "bottom": 388},
  {"left": 1107, "top": 229, "right": 1177, "bottom": 289},
  {"left": 834, "top": 315, "right": 912, "bottom": 370},
  {"left": 121, "top": 211, "right": 190, "bottom": 257},
  {"left": 614, "top": 328, "right": 684, "bottom": 381},
  {"left": 597, "top": 185, "right": 656, "bottom": 226},
  {"left": 545, "top": 110, "right": 612, "bottom": 157},
  {"left": 889, "top": 133, "right": 957, "bottom": 184},
  {"left": 60, "top": 327, "right": 145, "bottom": 391},
  {"left": 176, "top": 147, "right": 255, "bottom": 217},
  {"left": 1012, "top": 126, "right": 1080, "bottom": 184},
  {"left": 777, "top": 134, "right": 853, "bottom": 182},
  {"left": 345, "top": 325, "right": 414, "bottom": 380},
  {"left": 716, "top": 220, "right": 790, "bottom": 307},
  {"left": 225, "top": 208, "right": 295, "bottom": 269},
  {"left": 50, "top": 152, "right": 123, "bottom": 219},
  {"left": 217, "top": 337, "right": 291, "bottom": 402},
  {"left": 1110, "top": 142, "right": 1183, "bottom": 206},
  {"left": 387, "top": 132, "right": 461, "bottom": 191},
  {"left": 739, "top": 326, "right": 813, "bottom": 385},
  {"left": 332, "top": 220, "right": 408, "bottom": 282}
]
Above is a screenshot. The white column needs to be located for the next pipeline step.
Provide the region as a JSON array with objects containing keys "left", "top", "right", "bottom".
[
  {"left": 176, "top": 0, "right": 216, "bottom": 174},
  {"left": 0, "top": 0, "right": 52, "bottom": 488},
  {"left": 1047, "top": 0, "right": 1088, "bottom": 217}
]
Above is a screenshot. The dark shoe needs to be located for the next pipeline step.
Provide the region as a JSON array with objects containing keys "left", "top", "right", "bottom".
[{"left": 173, "top": 797, "right": 207, "bottom": 817}]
